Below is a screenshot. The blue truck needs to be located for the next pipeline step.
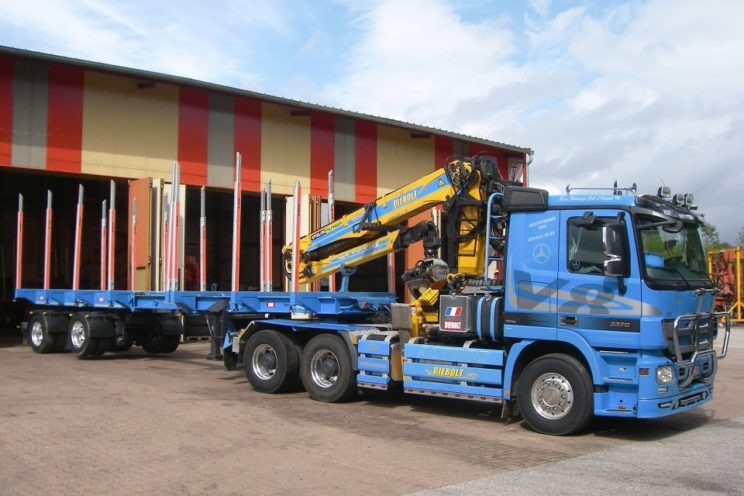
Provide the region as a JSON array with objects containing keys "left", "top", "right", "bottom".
[{"left": 16, "top": 154, "right": 730, "bottom": 435}]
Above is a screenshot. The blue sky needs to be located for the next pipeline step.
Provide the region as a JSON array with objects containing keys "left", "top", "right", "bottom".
[{"left": 1, "top": 0, "right": 743, "bottom": 243}]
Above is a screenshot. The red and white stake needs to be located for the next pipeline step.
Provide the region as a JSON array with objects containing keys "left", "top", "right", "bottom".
[
  {"left": 265, "top": 180, "right": 273, "bottom": 292},
  {"left": 43, "top": 191, "right": 53, "bottom": 290},
  {"left": 72, "top": 185, "right": 84, "bottom": 291},
  {"left": 130, "top": 197, "right": 137, "bottom": 291},
  {"left": 259, "top": 186, "right": 266, "bottom": 291},
  {"left": 108, "top": 181, "right": 116, "bottom": 291},
  {"left": 387, "top": 253, "right": 396, "bottom": 294},
  {"left": 100, "top": 200, "right": 107, "bottom": 290},
  {"left": 291, "top": 181, "right": 302, "bottom": 293},
  {"left": 231, "top": 153, "right": 242, "bottom": 293},
  {"left": 15, "top": 194, "right": 23, "bottom": 290},
  {"left": 327, "top": 170, "right": 336, "bottom": 292},
  {"left": 199, "top": 186, "right": 207, "bottom": 292},
  {"left": 170, "top": 163, "right": 180, "bottom": 292},
  {"left": 162, "top": 200, "right": 170, "bottom": 291}
]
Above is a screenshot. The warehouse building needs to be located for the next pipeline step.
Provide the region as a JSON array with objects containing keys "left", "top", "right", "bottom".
[{"left": 0, "top": 46, "right": 531, "bottom": 314}]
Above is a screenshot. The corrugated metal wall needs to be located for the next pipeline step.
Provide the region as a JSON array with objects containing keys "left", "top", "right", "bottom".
[{"left": 0, "top": 54, "right": 523, "bottom": 201}]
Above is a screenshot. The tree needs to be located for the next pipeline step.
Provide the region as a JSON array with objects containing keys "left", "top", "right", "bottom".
[
  {"left": 701, "top": 223, "right": 731, "bottom": 250},
  {"left": 738, "top": 227, "right": 744, "bottom": 247}
]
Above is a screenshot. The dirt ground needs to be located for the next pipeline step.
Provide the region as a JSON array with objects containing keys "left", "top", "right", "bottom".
[{"left": 1, "top": 330, "right": 742, "bottom": 496}]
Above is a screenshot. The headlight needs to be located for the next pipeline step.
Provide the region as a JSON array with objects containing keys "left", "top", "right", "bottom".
[{"left": 656, "top": 365, "right": 674, "bottom": 384}]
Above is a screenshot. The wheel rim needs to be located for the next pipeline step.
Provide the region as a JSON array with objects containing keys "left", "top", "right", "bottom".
[
  {"left": 252, "top": 344, "right": 278, "bottom": 380},
  {"left": 310, "top": 348, "right": 339, "bottom": 388},
  {"left": 531, "top": 372, "right": 574, "bottom": 420},
  {"left": 30, "top": 321, "right": 44, "bottom": 347},
  {"left": 70, "top": 320, "right": 86, "bottom": 349}
]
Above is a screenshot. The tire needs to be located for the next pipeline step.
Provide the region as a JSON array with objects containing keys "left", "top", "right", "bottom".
[
  {"left": 141, "top": 333, "right": 164, "bottom": 354},
  {"left": 517, "top": 353, "right": 593, "bottom": 435},
  {"left": 68, "top": 314, "right": 104, "bottom": 358},
  {"left": 300, "top": 334, "right": 357, "bottom": 403},
  {"left": 111, "top": 332, "right": 134, "bottom": 352},
  {"left": 28, "top": 314, "right": 55, "bottom": 353},
  {"left": 243, "top": 330, "right": 300, "bottom": 393},
  {"left": 52, "top": 333, "right": 67, "bottom": 353},
  {"left": 160, "top": 335, "right": 180, "bottom": 354}
]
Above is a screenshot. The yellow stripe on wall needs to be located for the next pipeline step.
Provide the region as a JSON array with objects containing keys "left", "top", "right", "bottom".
[
  {"left": 260, "top": 103, "right": 311, "bottom": 196},
  {"left": 81, "top": 71, "right": 178, "bottom": 180},
  {"left": 376, "top": 125, "right": 434, "bottom": 197}
]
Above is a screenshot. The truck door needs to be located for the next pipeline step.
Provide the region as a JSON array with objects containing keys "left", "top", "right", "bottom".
[{"left": 557, "top": 209, "right": 642, "bottom": 348}]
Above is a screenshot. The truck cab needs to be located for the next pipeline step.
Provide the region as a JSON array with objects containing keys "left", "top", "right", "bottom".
[{"left": 502, "top": 192, "right": 727, "bottom": 433}]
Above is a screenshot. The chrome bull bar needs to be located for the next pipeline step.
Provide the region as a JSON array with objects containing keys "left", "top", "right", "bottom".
[{"left": 671, "top": 288, "right": 731, "bottom": 389}]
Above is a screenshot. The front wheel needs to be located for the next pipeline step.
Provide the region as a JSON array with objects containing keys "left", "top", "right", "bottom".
[
  {"left": 300, "top": 334, "right": 357, "bottom": 403},
  {"left": 517, "top": 354, "right": 593, "bottom": 435}
]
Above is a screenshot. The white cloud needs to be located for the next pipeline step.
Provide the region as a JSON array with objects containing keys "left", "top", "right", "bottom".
[{"left": 324, "top": 0, "right": 744, "bottom": 243}]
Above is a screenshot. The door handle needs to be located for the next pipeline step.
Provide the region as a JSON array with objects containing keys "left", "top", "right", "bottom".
[{"left": 560, "top": 316, "right": 577, "bottom": 326}]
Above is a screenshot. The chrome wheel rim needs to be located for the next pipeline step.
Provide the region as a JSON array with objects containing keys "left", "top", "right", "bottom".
[
  {"left": 252, "top": 344, "right": 278, "bottom": 380},
  {"left": 310, "top": 349, "right": 339, "bottom": 388},
  {"left": 531, "top": 372, "right": 574, "bottom": 420},
  {"left": 70, "top": 320, "right": 86, "bottom": 349},
  {"left": 30, "top": 321, "right": 44, "bottom": 347}
]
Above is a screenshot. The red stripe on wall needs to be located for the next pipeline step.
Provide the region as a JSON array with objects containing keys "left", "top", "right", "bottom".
[
  {"left": 0, "top": 55, "right": 13, "bottom": 167},
  {"left": 46, "top": 64, "right": 84, "bottom": 173},
  {"left": 178, "top": 87, "right": 208, "bottom": 186},
  {"left": 467, "top": 143, "right": 508, "bottom": 179},
  {"left": 234, "top": 97, "right": 261, "bottom": 191},
  {"left": 355, "top": 120, "right": 377, "bottom": 203},
  {"left": 310, "top": 112, "right": 334, "bottom": 197},
  {"left": 434, "top": 135, "right": 452, "bottom": 170}
]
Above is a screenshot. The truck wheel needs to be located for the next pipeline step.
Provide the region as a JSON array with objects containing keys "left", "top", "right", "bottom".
[
  {"left": 300, "top": 334, "right": 357, "bottom": 403},
  {"left": 111, "top": 332, "right": 133, "bottom": 352},
  {"left": 160, "top": 335, "right": 180, "bottom": 354},
  {"left": 28, "top": 314, "right": 55, "bottom": 353},
  {"left": 244, "top": 330, "right": 299, "bottom": 393},
  {"left": 517, "top": 354, "right": 593, "bottom": 435},
  {"left": 141, "top": 334, "right": 164, "bottom": 354},
  {"left": 68, "top": 314, "right": 103, "bottom": 358}
]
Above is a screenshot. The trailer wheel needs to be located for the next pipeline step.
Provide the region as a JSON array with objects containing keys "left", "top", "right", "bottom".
[
  {"left": 68, "top": 314, "right": 103, "bottom": 358},
  {"left": 300, "top": 334, "right": 357, "bottom": 403},
  {"left": 141, "top": 334, "right": 164, "bottom": 354},
  {"left": 111, "top": 332, "right": 133, "bottom": 352},
  {"left": 244, "top": 330, "right": 299, "bottom": 393},
  {"left": 28, "top": 314, "right": 55, "bottom": 353},
  {"left": 160, "top": 335, "right": 180, "bottom": 354},
  {"left": 517, "top": 354, "right": 593, "bottom": 435}
]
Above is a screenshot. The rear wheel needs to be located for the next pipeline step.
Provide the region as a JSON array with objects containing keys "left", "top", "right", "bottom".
[
  {"left": 111, "top": 332, "right": 133, "bottom": 352},
  {"left": 28, "top": 314, "right": 55, "bottom": 353},
  {"left": 244, "top": 330, "right": 299, "bottom": 393},
  {"left": 68, "top": 314, "right": 106, "bottom": 358},
  {"left": 300, "top": 334, "right": 357, "bottom": 403},
  {"left": 160, "top": 335, "right": 180, "bottom": 354},
  {"left": 517, "top": 354, "right": 593, "bottom": 435}
]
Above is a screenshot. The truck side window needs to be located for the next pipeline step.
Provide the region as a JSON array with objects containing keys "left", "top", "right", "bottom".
[{"left": 567, "top": 218, "right": 613, "bottom": 275}]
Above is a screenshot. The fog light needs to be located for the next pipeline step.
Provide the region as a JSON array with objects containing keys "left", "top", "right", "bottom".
[
  {"left": 656, "top": 365, "right": 674, "bottom": 384},
  {"left": 657, "top": 387, "right": 668, "bottom": 394}
]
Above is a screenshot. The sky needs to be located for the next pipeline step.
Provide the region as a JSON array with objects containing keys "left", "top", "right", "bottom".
[{"left": 1, "top": 0, "right": 742, "bottom": 243}]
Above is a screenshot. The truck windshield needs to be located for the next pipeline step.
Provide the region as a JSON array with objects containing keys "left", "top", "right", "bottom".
[{"left": 637, "top": 215, "right": 711, "bottom": 290}]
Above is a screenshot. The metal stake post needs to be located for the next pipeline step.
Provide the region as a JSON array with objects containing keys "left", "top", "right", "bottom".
[
  {"left": 231, "top": 153, "right": 242, "bottom": 294},
  {"left": 15, "top": 194, "right": 23, "bottom": 290},
  {"left": 43, "top": 191, "right": 53, "bottom": 290},
  {"left": 72, "top": 186, "right": 84, "bottom": 291},
  {"left": 100, "top": 200, "right": 107, "bottom": 290},
  {"left": 327, "top": 170, "right": 336, "bottom": 292},
  {"left": 200, "top": 186, "right": 207, "bottom": 292},
  {"left": 108, "top": 181, "right": 116, "bottom": 291}
]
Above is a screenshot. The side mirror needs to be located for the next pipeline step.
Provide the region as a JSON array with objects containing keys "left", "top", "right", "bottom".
[{"left": 602, "top": 224, "right": 628, "bottom": 277}]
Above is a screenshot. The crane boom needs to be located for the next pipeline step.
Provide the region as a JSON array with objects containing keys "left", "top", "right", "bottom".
[{"left": 283, "top": 155, "right": 509, "bottom": 288}]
